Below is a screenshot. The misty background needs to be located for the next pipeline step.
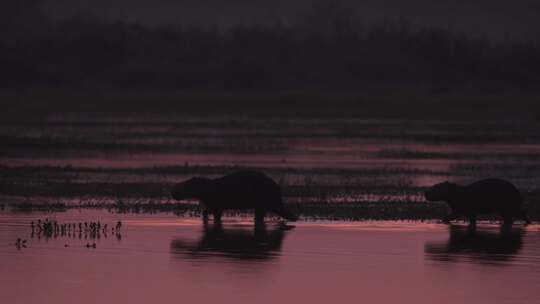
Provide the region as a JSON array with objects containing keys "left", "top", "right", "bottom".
[
  {"left": 2, "top": 0, "right": 540, "bottom": 91},
  {"left": 42, "top": 0, "right": 540, "bottom": 42}
]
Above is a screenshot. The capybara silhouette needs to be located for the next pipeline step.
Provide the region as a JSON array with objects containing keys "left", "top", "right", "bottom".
[
  {"left": 425, "top": 178, "right": 530, "bottom": 226},
  {"left": 171, "top": 170, "right": 298, "bottom": 223}
]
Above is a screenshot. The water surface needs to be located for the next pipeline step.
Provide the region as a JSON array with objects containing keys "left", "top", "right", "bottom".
[{"left": 1, "top": 210, "right": 539, "bottom": 304}]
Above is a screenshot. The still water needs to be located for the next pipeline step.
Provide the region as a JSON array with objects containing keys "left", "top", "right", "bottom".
[{"left": 1, "top": 210, "right": 539, "bottom": 304}]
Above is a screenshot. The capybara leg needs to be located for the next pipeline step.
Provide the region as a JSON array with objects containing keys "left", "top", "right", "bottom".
[
  {"left": 443, "top": 213, "right": 456, "bottom": 224},
  {"left": 254, "top": 221, "right": 268, "bottom": 238},
  {"left": 255, "top": 208, "right": 266, "bottom": 225},
  {"left": 518, "top": 209, "right": 531, "bottom": 225},
  {"left": 213, "top": 210, "right": 222, "bottom": 224},
  {"left": 468, "top": 215, "right": 477, "bottom": 228},
  {"left": 502, "top": 214, "right": 513, "bottom": 227},
  {"left": 202, "top": 210, "right": 209, "bottom": 223}
]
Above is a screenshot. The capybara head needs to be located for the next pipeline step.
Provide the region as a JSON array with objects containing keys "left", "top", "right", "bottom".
[
  {"left": 424, "top": 182, "right": 460, "bottom": 202},
  {"left": 171, "top": 177, "right": 211, "bottom": 200}
]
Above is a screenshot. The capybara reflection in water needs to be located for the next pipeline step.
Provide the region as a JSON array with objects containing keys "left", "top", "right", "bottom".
[
  {"left": 170, "top": 222, "right": 294, "bottom": 261},
  {"left": 171, "top": 170, "right": 298, "bottom": 224},
  {"left": 425, "top": 225, "right": 525, "bottom": 263},
  {"left": 425, "top": 178, "right": 530, "bottom": 226}
]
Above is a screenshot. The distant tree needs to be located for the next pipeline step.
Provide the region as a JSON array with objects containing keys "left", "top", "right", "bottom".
[
  {"left": 0, "top": 3, "right": 539, "bottom": 90},
  {"left": 0, "top": 0, "right": 46, "bottom": 29}
]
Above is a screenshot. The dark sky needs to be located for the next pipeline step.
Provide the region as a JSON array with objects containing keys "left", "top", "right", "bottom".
[{"left": 42, "top": 0, "right": 540, "bottom": 41}]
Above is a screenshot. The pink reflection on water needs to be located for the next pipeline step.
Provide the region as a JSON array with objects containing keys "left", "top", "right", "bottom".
[{"left": 1, "top": 211, "right": 539, "bottom": 304}]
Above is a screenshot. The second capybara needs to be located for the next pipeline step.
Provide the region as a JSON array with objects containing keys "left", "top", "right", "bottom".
[
  {"left": 171, "top": 170, "right": 298, "bottom": 223},
  {"left": 425, "top": 178, "right": 530, "bottom": 226}
]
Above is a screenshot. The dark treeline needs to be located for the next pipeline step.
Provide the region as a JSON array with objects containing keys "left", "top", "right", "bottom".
[{"left": 2, "top": 1, "right": 540, "bottom": 90}]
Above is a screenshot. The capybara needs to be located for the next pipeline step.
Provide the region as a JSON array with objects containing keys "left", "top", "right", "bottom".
[
  {"left": 171, "top": 170, "right": 298, "bottom": 223},
  {"left": 424, "top": 178, "right": 530, "bottom": 226}
]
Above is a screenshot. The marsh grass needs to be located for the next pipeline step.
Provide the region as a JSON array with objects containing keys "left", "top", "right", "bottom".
[
  {"left": 0, "top": 164, "right": 454, "bottom": 178},
  {"left": 377, "top": 148, "right": 540, "bottom": 161},
  {"left": 3, "top": 183, "right": 539, "bottom": 223},
  {"left": 2, "top": 95, "right": 540, "bottom": 222},
  {"left": 2, "top": 90, "right": 540, "bottom": 120},
  {"left": 2, "top": 161, "right": 540, "bottom": 222},
  {"left": 5, "top": 198, "right": 538, "bottom": 223}
]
